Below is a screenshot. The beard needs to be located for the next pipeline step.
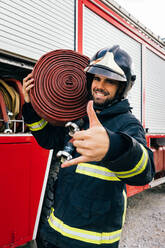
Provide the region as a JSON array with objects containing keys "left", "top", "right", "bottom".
[
  {"left": 92, "top": 95, "right": 113, "bottom": 108},
  {"left": 91, "top": 88, "right": 113, "bottom": 108}
]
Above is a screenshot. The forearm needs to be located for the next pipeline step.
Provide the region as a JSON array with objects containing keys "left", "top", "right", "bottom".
[
  {"left": 22, "top": 103, "right": 65, "bottom": 150},
  {"left": 101, "top": 131, "right": 155, "bottom": 186}
]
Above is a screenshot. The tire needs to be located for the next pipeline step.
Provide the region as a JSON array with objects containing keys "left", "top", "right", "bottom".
[{"left": 36, "top": 151, "right": 60, "bottom": 248}]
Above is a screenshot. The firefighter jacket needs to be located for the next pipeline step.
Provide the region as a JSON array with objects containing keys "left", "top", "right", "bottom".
[{"left": 22, "top": 99, "right": 155, "bottom": 248}]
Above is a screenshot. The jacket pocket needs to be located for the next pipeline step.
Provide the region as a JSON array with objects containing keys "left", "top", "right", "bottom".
[{"left": 63, "top": 189, "right": 111, "bottom": 227}]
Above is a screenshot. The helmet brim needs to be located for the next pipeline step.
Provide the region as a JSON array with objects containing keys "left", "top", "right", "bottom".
[{"left": 85, "top": 65, "right": 127, "bottom": 82}]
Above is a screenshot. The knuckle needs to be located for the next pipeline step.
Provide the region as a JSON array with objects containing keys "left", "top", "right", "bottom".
[
  {"left": 85, "top": 150, "right": 92, "bottom": 157},
  {"left": 76, "top": 147, "right": 81, "bottom": 154},
  {"left": 73, "top": 140, "right": 78, "bottom": 147}
]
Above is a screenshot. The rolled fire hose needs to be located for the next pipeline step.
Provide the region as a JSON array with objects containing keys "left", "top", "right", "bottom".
[
  {"left": 0, "top": 91, "right": 12, "bottom": 133},
  {"left": 30, "top": 49, "right": 89, "bottom": 126},
  {"left": 0, "top": 79, "right": 20, "bottom": 117},
  {"left": 4, "top": 78, "right": 25, "bottom": 121},
  {"left": 0, "top": 91, "right": 9, "bottom": 123}
]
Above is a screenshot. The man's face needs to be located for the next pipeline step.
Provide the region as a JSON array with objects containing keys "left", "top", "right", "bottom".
[{"left": 91, "top": 74, "right": 119, "bottom": 106}]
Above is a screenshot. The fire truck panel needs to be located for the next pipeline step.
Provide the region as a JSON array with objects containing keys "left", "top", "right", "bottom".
[
  {"left": 0, "top": 135, "right": 50, "bottom": 247},
  {"left": 0, "top": 0, "right": 75, "bottom": 60},
  {"left": 145, "top": 48, "right": 165, "bottom": 133},
  {"left": 83, "top": 5, "right": 142, "bottom": 121}
]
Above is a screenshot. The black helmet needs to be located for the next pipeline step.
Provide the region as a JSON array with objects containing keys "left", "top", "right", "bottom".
[{"left": 85, "top": 45, "right": 136, "bottom": 100}]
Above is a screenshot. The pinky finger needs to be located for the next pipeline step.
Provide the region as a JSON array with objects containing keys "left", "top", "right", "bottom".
[{"left": 61, "top": 155, "right": 89, "bottom": 168}]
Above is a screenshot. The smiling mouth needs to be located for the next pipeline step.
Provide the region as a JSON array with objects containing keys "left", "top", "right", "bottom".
[{"left": 93, "top": 89, "right": 109, "bottom": 97}]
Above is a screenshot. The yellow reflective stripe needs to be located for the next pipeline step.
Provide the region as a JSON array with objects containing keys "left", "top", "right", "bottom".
[
  {"left": 112, "top": 144, "right": 148, "bottom": 179},
  {"left": 122, "top": 190, "right": 127, "bottom": 226},
  {"left": 48, "top": 208, "right": 122, "bottom": 244},
  {"left": 76, "top": 163, "right": 120, "bottom": 181},
  {"left": 26, "top": 119, "right": 48, "bottom": 131}
]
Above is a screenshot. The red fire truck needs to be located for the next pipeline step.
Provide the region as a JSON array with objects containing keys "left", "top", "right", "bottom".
[{"left": 0, "top": 0, "right": 165, "bottom": 247}]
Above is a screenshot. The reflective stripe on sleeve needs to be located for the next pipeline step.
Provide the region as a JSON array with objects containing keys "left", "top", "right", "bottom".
[
  {"left": 112, "top": 144, "right": 148, "bottom": 179},
  {"left": 76, "top": 163, "right": 120, "bottom": 181},
  {"left": 48, "top": 208, "right": 122, "bottom": 244},
  {"left": 26, "top": 119, "right": 48, "bottom": 131}
]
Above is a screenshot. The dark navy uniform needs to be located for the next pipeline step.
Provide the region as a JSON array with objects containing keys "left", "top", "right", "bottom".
[{"left": 23, "top": 99, "right": 155, "bottom": 248}]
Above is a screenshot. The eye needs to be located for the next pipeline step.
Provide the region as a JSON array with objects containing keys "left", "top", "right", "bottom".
[
  {"left": 105, "top": 79, "right": 119, "bottom": 85},
  {"left": 93, "top": 76, "right": 100, "bottom": 81}
]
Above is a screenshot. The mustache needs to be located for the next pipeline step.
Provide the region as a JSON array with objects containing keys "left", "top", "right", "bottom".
[{"left": 93, "top": 88, "right": 110, "bottom": 96}]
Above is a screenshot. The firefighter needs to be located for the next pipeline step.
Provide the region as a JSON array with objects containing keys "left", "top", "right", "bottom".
[{"left": 22, "top": 45, "right": 155, "bottom": 248}]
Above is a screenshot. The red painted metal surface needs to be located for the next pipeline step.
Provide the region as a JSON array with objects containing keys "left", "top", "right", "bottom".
[
  {"left": 78, "top": 0, "right": 83, "bottom": 53},
  {"left": 127, "top": 134, "right": 165, "bottom": 197},
  {"left": 146, "top": 134, "right": 165, "bottom": 172},
  {"left": 146, "top": 134, "right": 165, "bottom": 140},
  {"left": 163, "top": 147, "right": 165, "bottom": 171},
  {"left": 0, "top": 135, "right": 49, "bottom": 248},
  {"left": 152, "top": 147, "right": 164, "bottom": 172},
  {"left": 126, "top": 184, "right": 150, "bottom": 198}
]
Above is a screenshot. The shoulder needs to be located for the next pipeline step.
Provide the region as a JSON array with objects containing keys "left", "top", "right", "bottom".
[
  {"left": 119, "top": 112, "right": 146, "bottom": 144},
  {"left": 119, "top": 110, "right": 141, "bottom": 125},
  {"left": 109, "top": 111, "right": 142, "bottom": 131}
]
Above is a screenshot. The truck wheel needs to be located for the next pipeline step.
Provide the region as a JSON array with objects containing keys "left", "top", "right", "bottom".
[{"left": 36, "top": 152, "right": 59, "bottom": 248}]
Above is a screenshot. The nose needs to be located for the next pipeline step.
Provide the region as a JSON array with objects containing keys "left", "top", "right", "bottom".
[{"left": 96, "top": 79, "right": 105, "bottom": 88}]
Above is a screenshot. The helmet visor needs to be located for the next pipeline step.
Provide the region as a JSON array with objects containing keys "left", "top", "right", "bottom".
[{"left": 86, "top": 65, "right": 127, "bottom": 82}]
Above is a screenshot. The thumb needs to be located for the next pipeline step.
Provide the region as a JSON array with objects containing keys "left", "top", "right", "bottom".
[{"left": 87, "top": 100, "right": 102, "bottom": 128}]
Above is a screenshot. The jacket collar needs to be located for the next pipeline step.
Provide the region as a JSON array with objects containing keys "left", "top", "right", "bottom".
[{"left": 95, "top": 99, "right": 132, "bottom": 117}]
